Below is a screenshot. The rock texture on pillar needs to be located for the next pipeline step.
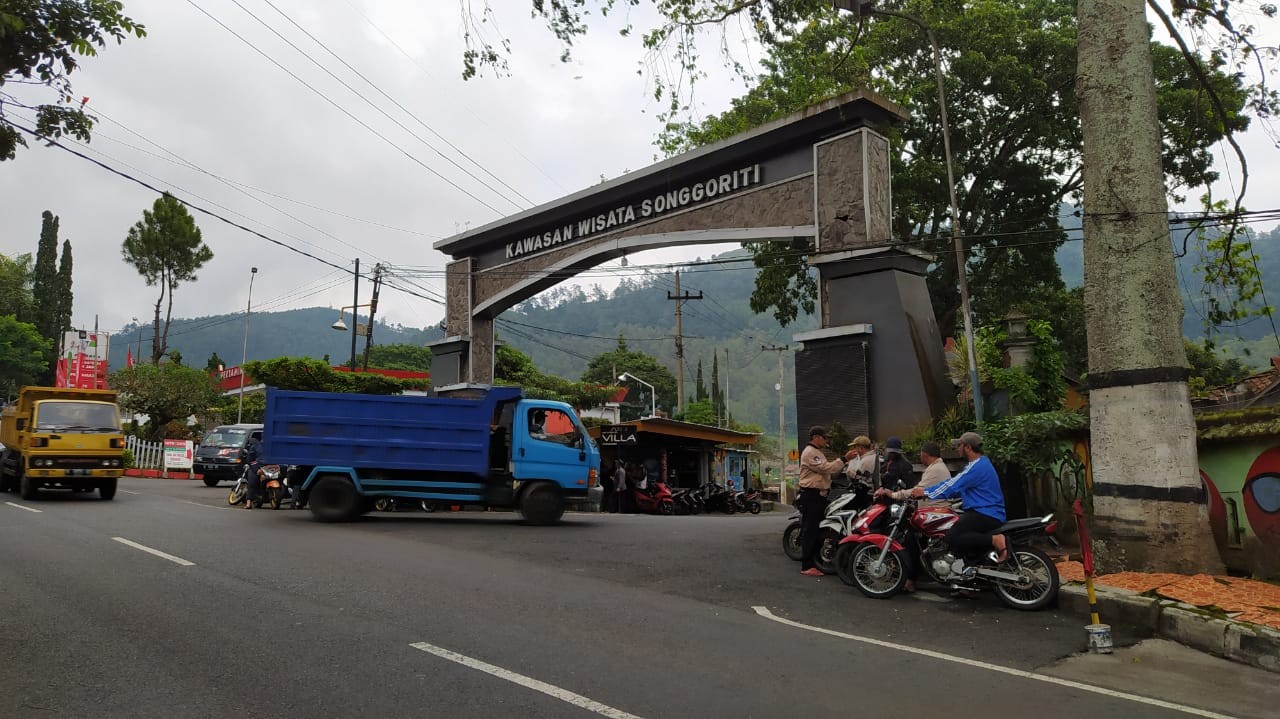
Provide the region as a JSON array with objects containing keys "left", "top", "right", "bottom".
[
  {"left": 469, "top": 318, "right": 494, "bottom": 384},
  {"left": 446, "top": 258, "right": 471, "bottom": 338},
  {"left": 815, "top": 128, "right": 893, "bottom": 252}
]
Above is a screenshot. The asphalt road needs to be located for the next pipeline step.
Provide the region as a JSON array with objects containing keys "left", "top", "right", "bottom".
[{"left": 1, "top": 479, "right": 1275, "bottom": 719}]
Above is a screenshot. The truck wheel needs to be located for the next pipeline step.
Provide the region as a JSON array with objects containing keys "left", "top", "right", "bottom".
[
  {"left": 308, "top": 475, "right": 360, "bottom": 522},
  {"left": 519, "top": 483, "right": 564, "bottom": 526},
  {"left": 19, "top": 475, "right": 39, "bottom": 501},
  {"left": 99, "top": 479, "right": 118, "bottom": 500},
  {"left": 203, "top": 477, "right": 220, "bottom": 487}
]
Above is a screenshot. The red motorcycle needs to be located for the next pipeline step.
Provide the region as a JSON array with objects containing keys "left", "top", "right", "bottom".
[
  {"left": 632, "top": 481, "right": 676, "bottom": 515},
  {"left": 836, "top": 498, "right": 1060, "bottom": 610}
]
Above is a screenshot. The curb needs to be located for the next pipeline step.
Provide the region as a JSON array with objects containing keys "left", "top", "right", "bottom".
[
  {"left": 123, "top": 469, "right": 202, "bottom": 480},
  {"left": 1061, "top": 583, "right": 1280, "bottom": 673}
]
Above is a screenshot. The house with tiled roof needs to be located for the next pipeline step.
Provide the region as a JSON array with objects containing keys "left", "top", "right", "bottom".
[{"left": 1191, "top": 357, "right": 1280, "bottom": 411}]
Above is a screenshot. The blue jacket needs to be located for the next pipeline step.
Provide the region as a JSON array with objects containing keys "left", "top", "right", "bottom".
[{"left": 924, "top": 454, "right": 1005, "bottom": 522}]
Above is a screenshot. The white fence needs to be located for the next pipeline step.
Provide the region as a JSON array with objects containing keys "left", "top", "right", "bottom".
[{"left": 125, "top": 436, "right": 164, "bottom": 469}]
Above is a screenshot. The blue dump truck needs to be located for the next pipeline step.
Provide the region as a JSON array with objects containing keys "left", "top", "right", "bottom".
[{"left": 261, "top": 386, "right": 601, "bottom": 525}]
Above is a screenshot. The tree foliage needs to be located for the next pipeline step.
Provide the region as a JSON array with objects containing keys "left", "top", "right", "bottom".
[
  {"left": 205, "top": 351, "right": 225, "bottom": 372},
  {"left": 495, "top": 344, "right": 617, "bottom": 410},
  {"left": 1186, "top": 339, "right": 1253, "bottom": 396},
  {"left": 581, "top": 338, "right": 678, "bottom": 419},
  {"left": 31, "top": 209, "right": 58, "bottom": 340},
  {"left": 0, "top": 252, "right": 34, "bottom": 321},
  {"left": 365, "top": 343, "right": 433, "bottom": 372},
  {"left": 0, "top": 315, "right": 51, "bottom": 391},
  {"left": 121, "top": 193, "right": 213, "bottom": 364},
  {"left": 0, "top": 1, "right": 146, "bottom": 161},
  {"left": 109, "top": 362, "right": 218, "bottom": 441},
  {"left": 243, "top": 357, "right": 406, "bottom": 395},
  {"left": 681, "top": 399, "right": 716, "bottom": 425}
]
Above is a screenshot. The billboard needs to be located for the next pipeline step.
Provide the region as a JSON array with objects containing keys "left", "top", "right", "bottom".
[{"left": 56, "top": 330, "right": 110, "bottom": 390}]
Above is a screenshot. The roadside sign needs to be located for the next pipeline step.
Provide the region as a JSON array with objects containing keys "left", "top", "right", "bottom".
[
  {"left": 787, "top": 449, "right": 799, "bottom": 461},
  {"left": 164, "top": 439, "right": 193, "bottom": 471}
]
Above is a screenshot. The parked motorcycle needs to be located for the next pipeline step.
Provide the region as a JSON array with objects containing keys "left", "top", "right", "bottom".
[
  {"left": 838, "top": 498, "right": 1060, "bottom": 610},
  {"left": 632, "top": 481, "right": 676, "bottom": 515},
  {"left": 732, "top": 487, "right": 763, "bottom": 514},
  {"left": 670, "top": 487, "right": 703, "bottom": 515},
  {"left": 701, "top": 482, "right": 736, "bottom": 514},
  {"left": 781, "top": 481, "right": 873, "bottom": 563}
]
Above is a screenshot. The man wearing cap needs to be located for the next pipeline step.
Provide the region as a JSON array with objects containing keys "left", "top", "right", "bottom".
[
  {"left": 844, "top": 436, "right": 877, "bottom": 486},
  {"left": 880, "top": 431, "right": 1008, "bottom": 566},
  {"left": 798, "top": 426, "right": 859, "bottom": 577}
]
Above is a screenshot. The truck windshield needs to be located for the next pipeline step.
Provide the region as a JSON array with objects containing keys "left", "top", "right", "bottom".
[
  {"left": 202, "top": 430, "right": 248, "bottom": 448},
  {"left": 528, "top": 408, "right": 584, "bottom": 449},
  {"left": 34, "top": 402, "right": 121, "bottom": 432}
]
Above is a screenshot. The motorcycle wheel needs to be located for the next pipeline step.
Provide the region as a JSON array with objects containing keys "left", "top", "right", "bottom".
[
  {"left": 992, "top": 546, "right": 1060, "bottom": 611},
  {"left": 747, "top": 500, "right": 761, "bottom": 515},
  {"left": 270, "top": 487, "right": 282, "bottom": 510},
  {"left": 659, "top": 500, "right": 675, "bottom": 515},
  {"left": 815, "top": 530, "right": 840, "bottom": 575},
  {"left": 849, "top": 543, "right": 908, "bottom": 599},
  {"left": 834, "top": 542, "right": 860, "bottom": 587},
  {"left": 228, "top": 484, "right": 246, "bottom": 506},
  {"left": 782, "top": 522, "right": 803, "bottom": 561}
]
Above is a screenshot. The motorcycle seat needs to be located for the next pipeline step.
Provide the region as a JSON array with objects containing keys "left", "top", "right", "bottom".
[{"left": 994, "top": 517, "right": 1046, "bottom": 533}]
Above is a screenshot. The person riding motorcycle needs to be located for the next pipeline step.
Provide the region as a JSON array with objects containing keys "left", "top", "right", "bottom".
[
  {"left": 242, "top": 435, "right": 264, "bottom": 510},
  {"left": 876, "top": 431, "right": 1008, "bottom": 569}
]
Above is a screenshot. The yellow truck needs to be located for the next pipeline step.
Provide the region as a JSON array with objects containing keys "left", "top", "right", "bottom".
[{"left": 0, "top": 387, "right": 125, "bottom": 500}]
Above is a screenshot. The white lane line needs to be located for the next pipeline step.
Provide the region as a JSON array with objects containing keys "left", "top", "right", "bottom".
[
  {"left": 118, "top": 489, "right": 140, "bottom": 495},
  {"left": 111, "top": 537, "right": 196, "bottom": 567},
  {"left": 409, "top": 641, "right": 644, "bottom": 719},
  {"left": 178, "top": 500, "right": 218, "bottom": 509},
  {"left": 752, "top": 606, "right": 1235, "bottom": 719},
  {"left": 5, "top": 501, "right": 42, "bottom": 513}
]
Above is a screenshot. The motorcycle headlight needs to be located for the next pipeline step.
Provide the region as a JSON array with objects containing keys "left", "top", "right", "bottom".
[{"left": 890, "top": 504, "right": 904, "bottom": 518}]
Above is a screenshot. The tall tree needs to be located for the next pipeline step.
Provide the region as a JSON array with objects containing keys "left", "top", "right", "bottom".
[
  {"left": 1077, "top": 0, "right": 1222, "bottom": 573},
  {"left": 121, "top": 193, "right": 213, "bottom": 364},
  {"left": 695, "top": 359, "right": 706, "bottom": 401},
  {"left": 710, "top": 352, "right": 722, "bottom": 423},
  {"left": 0, "top": 1, "right": 146, "bottom": 161},
  {"left": 31, "top": 210, "right": 59, "bottom": 341},
  {"left": 0, "top": 253, "right": 34, "bottom": 321},
  {"left": 55, "top": 238, "right": 72, "bottom": 332}
]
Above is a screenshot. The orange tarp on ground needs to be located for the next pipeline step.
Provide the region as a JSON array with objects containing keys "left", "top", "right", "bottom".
[{"left": 1056, "top": 561, "right": 1280, "bottom": 631}]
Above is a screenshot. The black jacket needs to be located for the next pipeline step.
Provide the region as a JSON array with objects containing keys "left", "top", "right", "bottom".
[{"left": 880, "top": 453, "right": 915, "bottom": 490}]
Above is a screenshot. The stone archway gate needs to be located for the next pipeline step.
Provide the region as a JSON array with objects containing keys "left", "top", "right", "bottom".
[{"left": 432, "top": 90, "right": 953, "bottom": 441}]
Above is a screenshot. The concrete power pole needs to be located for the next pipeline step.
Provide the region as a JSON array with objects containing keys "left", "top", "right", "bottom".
[
  {"left": 763, "top": 344, "right": 788, "bottom": 503},
  {"left": 667, "top": 270, "right": 702, "bottom": 415}
]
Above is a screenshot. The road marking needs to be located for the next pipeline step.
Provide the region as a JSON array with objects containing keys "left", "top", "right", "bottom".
[
  {"left": 752, "top": 606, "right": 1235, "bottom": 719},
  {"left": 178, "top": 500, "right": 218, "bottom": 509},
  {"left": 111, "top": 537, "right": 196, "bottom": 567},
  {"left": 409, "top": 641, "right": 644, "bottom": 719},
  {"left": 118, "top": 489, "right": 140, "bottom": 495},
  {"left": 4, "top": 501, "right": 42, "bottom": 513}
]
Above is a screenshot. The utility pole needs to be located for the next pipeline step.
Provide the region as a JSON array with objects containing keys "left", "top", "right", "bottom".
[
  {"left": 350, "top": 258, "right": 360, "bottom": 371},
  {"left": 666, "top": 270, "right": 702, "bottom": 415},
  {"left": 763, "top": 344, "right": 789, "bottom": 503},
  {"left": 361, "top": 264, "right": 383, "bottom": 371}
]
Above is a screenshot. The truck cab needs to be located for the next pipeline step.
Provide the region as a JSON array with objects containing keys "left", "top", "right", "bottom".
[{"left": 0, "top": 387, "right": 125, "bottom": 500}]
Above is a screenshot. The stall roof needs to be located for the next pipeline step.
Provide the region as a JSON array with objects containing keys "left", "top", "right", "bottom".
[{"left": 589, "top": 417, "right": 759, "bottom": 446}]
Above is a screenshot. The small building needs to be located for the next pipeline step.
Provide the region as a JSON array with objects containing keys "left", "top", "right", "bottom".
[
  {"left": 1192, "top": 357, "right": 1280, "bottom": 411},
  {"left": 588, "top": 418, "right": 758, "bottom": 489}
]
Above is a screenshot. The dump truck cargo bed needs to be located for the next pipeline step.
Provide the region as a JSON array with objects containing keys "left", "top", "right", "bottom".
[{"left": 260, "top": 387, "right": 522, "bottom": 477}]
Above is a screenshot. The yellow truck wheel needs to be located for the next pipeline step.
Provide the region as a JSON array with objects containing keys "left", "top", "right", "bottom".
[{"left": 19, "top": 475, "right": 39, "bottom": 501}]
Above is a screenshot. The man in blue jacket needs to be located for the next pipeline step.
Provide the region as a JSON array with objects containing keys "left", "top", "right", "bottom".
[{"left": 892, "top": 432, "right": 1008, "bottom": 564}]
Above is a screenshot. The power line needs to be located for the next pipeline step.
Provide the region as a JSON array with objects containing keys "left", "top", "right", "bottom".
[
  {"left": 257, "top": 0, "right": 534, "bottom": 207},
  {"left": 337, "top": 0, "right": 569, "bottom": 194},
  {"left": 181, "top": 0, "right": 509, "bottom": 215}
]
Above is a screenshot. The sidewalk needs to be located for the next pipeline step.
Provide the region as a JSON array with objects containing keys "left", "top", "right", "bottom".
[{"left": 1056, "top": 560, "right": 1280, "bottom": 672}]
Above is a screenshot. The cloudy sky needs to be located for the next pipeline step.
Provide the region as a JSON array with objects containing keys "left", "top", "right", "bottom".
[{"left": 1, "top": 1, "right": 1277, "bottom": 337}]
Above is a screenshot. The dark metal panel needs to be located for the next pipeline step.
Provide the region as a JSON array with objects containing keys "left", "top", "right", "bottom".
[{"left": 794, "top": 340, "right": 871, "bottom": 449}]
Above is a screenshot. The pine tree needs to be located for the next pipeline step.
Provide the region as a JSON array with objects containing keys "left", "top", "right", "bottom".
[
  {"left": 55, "top": 239, "right": 73, "bottom": 333},
  {"left": 206, "top": 352, "right": 226, "bottom": 372},
  {"left": 31, "top": 210, "right": 59, "bottom": 341},
  {"left": 710, "top": 353, "right": 721, "bottom": 424},
  {"left": 695, "top": 359, "right": 706, "bottom": 401}
]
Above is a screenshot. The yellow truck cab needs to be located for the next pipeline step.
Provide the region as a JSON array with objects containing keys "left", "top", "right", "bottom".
[{"left": 0, "top": 387, "right": 125, "bottom": 500}]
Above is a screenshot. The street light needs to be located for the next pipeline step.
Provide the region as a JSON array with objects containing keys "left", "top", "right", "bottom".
[
  {"left": 833, "top": 0, "right": 984, "bottom": 424},
  {"left": 237, "top": 267, "right": 258, "bottom": 424},
  {"left": 617, "top": 372, "right": 656, "bottom": 418}
]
